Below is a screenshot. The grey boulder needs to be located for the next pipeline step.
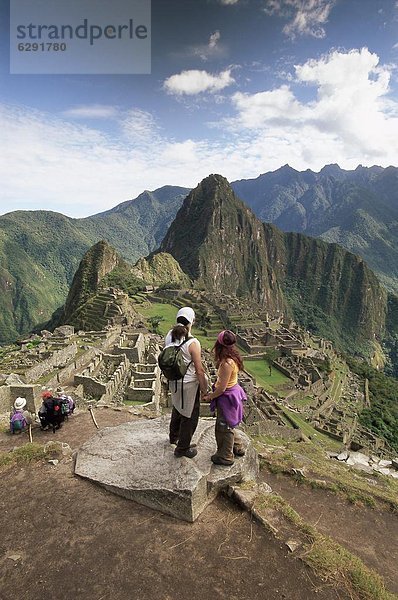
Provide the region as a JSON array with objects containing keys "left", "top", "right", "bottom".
[{"left": 75, "top": 417, "right": 258, "bottom": 522}]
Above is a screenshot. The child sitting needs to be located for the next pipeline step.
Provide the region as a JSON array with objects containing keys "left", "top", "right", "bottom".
[{"left": 10, "top": 397, "right": 33, "bottom": 434}]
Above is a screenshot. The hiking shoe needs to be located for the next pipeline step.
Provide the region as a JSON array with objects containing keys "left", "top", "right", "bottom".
[
  {"left": 174, "top": 447, "right": 198, "bottom": 459},
  {"left": 233, "top": 447, "right": 245, "bottom": 457},
  {"left": 169, "top": 439, "right": 197, "bottom": 449},
  {"left": 211, "top": 454, "right": 234, "bottom": 466}
]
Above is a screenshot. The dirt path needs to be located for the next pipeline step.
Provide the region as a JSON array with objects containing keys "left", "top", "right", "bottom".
[
  {"left": 0, "top": 411, "right": 346, "bottom": 600},
  {"left": 0, "top": 407, "right": 136, "bottom": 452},
  {"left": 262, "top": 470, "right": 398, "bottom": 595}
]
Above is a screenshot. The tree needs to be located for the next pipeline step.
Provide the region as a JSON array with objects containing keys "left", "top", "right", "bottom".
[{"left": 147, "top": 315, "right": 165, "bottom": 334}]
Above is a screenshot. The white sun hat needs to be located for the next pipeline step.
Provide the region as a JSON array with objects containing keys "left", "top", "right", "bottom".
[
  {"left": 176, "top": 307, "right": 195, "bottom": 324},
  {"left": 14, "top": 397, "right": 27, "bottom": 410}
]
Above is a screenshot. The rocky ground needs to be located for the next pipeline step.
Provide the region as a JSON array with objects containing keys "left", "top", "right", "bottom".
[
  {"left": 263, "top": 471, "right": 398, "bottom": 595},
  {"left": 0, "top": 410, "right": 396, "bottom": 599},
  {"left": 0, "top": 409, "right": 349, "bottom": 600}
]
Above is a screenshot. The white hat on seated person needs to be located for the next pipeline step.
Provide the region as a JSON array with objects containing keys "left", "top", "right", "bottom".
[{"left": 14, "top": 397, "right": 27, "bottom": 410}]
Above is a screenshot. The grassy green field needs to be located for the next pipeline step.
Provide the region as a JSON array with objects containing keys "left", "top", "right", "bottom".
[
  {"left": 288, "top": 395, "right": 315, "bottom": 408},
  {"left": 244, "top": 359, "right": 291, "bottom": 396},
  {"left": 124, "top": 400, "right": 147, "bottom": 406},
  {"left": 138, "top": 302, "right": 217, "bottom": 350}
]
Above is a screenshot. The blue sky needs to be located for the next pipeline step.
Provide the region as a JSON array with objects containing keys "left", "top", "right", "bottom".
[{"left": 1, "top": 0, "right": 398, "bottom": 217}]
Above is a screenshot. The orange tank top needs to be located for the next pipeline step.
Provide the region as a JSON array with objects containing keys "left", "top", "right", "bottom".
[{"left": 217, "top": 359, "right": 239, "bottom": 388}]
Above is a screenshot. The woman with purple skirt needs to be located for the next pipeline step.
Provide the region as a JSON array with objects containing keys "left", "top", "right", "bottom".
[{"left": 203, "top": 330, "right": 246, "bottom": 466}]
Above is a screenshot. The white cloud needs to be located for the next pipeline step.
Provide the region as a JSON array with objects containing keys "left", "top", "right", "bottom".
[
  {"left": 0, "top": 103, "right": 243, "bottom": 216},
  {"left": 209, "top": 30, "right": 221, "bottom": 50},
  {"left": 121, "top": 109, "right": 160, "bottom": 143},
  {"left": 2, "top": 49, "right": 398, "bottom": 218},
  {"left": 264, "top": 0, "right": 335, "bottom": 38},
  {"left": 219, "top": 0, "right": 240, "bottom": 4},
  {"left": 229, "top": 48, "right": 398, "bottom": 163},
  {"left": 62, "top": 104, "right": 119, "bottom": 119},
  {"left": 163, "top": 69, "right": 234, "bottom": 95},
  {"left": 232, "top": 85, "right": 306, "bottom": 128}
]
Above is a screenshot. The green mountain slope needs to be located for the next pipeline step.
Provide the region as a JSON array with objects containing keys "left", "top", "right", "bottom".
[
  {"left": 52, "top": 240, "right": 189, "bottom": 331},
  {"left": 158, "top": 174, "right": 394, "bottom": 357},
  {"left": 232, "top": 165, "right": 398, "bottom": 294},
  {"left": 159, "top": 174, "right": 285, "bottom": 312},
  {"left": 0, "top": 186, "right": 189, "bottom": 343},
  {"left": 263, "top": 225, "right": 387, "bottom": 355}
]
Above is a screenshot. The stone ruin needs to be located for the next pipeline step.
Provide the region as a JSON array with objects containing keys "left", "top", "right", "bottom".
[
  {"left": 150, "top": 289, "right": 396, "bottom": 458},
  {"left": 0, "top": 325, "right": 163, "bottom": 416}
]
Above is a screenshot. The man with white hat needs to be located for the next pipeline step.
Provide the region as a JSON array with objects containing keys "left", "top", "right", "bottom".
[{"left": 164, "top": 307, "right": 208, "bottom": 458}]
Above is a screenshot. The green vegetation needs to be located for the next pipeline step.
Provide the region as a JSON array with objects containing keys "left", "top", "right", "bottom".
[
  {"left": 102, "top": 265, "right": 145, "bottom": 297},
  {"left": 124, "top": 400, "right": 146, "bottom": 406},
  {"left": 346, "top": 356, "right": 398, "bottom": 453},
  {"left": 25, "top": 339, "right": 41, "bottom": 349},
  {"left": 147, "top": 315, "right": 165, "bottom": 334},
  {"left": 0, "top": 443, "right": 46, "bottom": 471},
  {"left": 281, "top": 408, "right": 342, "bottom": 450},
  {"left": 288, "top": 395, "right": 314, "bottom": 408},
  {"left": 244, "top": 359, "right": 290, "bottom": 396},
  {"left": 0, "top": 186, "right": 189, "bottom": 344},
  {"left": 138, "top": 302, "right": 178, "bottom": 337},
  {"left": 255, "top": 492, "right": 396, "bottom": 600},
  {"left": 257, "top": 437, "right": 398, "bottom": 510},
  {"left": 283, "top": 276, "right": 376, "bottom": 359}
]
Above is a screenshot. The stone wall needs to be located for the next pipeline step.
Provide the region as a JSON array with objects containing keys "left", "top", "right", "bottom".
[
  {"left": 113, "top": 332, "right": 145, "bottom": 363},
  {"left": 24, "top": 343, "right": 77, "bottom": 383},
  {"left": 10, "top": 385, "right": 42, "bottom": 412},
  {"left": 0, "top": 384, "right": 42, "bottom": 414},
  {"left": 0, "top": 386, "right": 11, "bottom": 414},
  {"left": 74, "top": 353, "right": 129, "bottom": 401},
  {"left": 127, "top": 362, "right": 161, "bottom": 408}
]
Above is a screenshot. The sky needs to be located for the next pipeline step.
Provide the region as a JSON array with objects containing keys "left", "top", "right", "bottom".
[{"left": 1, "top": 0, "right": 398, "bottom": 217}]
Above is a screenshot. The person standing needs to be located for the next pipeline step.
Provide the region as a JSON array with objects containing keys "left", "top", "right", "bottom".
[
  {"left": 165, "top": 307, "right": 208, "bottom": 458},
  {"left": 203, "top": 330, "right": 246, "bottom": 466}
]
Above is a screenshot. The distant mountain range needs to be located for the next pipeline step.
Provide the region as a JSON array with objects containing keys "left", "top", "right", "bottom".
[
  {"left": 233, "top": 164, "right": 398, "bottom": 294},
  {"left": 0, "top": 186, "right": 189, "bottom": 343},
  {"left": 1, "top": 164, "right": 398, "bottom": 346},
  {"left": 55, "top": 174, "right": 397, "bottom": 365}
]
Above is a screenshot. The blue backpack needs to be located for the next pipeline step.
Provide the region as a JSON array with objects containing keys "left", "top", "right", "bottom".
[{"left": 10, "top": 410, "right": 27, "bottom": 434}]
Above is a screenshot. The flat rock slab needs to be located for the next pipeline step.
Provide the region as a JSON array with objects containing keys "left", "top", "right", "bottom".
[{"left": 75, "top": 417, "right": 258, "bottom": 522}]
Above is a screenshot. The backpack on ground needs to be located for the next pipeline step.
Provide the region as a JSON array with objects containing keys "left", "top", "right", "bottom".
[
  {"left": 158, "top": 337, "right": 192, "bottom": 381},
  {"left": 57, "top": 395, "right": 74, "bottom": 419},
  {"left": 10, "top": 410, "right": 27, "bottom": 434}
]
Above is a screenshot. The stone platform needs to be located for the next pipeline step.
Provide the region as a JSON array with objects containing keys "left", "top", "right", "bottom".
[{"left": 75, "top": 417, "right": 259, "bottom": 522}]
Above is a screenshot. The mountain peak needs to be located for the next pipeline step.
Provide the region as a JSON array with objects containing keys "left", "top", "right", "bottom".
[
  {"left": 194, "top": 173, "right": 230, "bottom": 196},
  {"left": 159, "top": 174, "right": 285, "bottom": 310}
]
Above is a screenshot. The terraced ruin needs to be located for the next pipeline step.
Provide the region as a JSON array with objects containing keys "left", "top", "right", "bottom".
[{"left": 1, "top": 286, "right": 395, "bottom": 468}]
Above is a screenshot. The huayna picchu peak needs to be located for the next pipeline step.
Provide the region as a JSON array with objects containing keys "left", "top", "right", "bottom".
[
  {"left": 159, "top": 174, "right": 285, "bottom": 313},
  {"left": 158, "top": 174, "right": 396, "bottom": 358}
]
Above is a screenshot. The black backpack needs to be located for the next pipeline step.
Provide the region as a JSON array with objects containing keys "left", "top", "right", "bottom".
[
  {"left": 41, "top": 397, "right": 65, "bottom": 433},
  {"left": 158, "top": 337, "right": 193, "bottom": 381}
]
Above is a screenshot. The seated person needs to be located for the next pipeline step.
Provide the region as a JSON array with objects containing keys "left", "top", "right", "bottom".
[
  {"left": 10, "top": 397, "right": 33, "bottom": 434},
  {"left": 55, "top": 387, "right": 75, "bottom": 416}
]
